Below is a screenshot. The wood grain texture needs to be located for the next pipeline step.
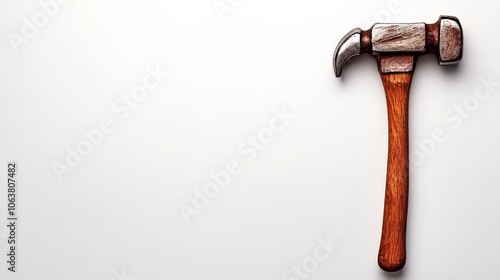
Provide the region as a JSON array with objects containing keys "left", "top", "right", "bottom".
[{"left": 378, "top": 72, "right": 413, "bottom": 272}]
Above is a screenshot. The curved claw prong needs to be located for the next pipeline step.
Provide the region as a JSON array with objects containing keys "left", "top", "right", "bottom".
[{"left": 333, "top": 28, "right": 362, "bottom": 77}]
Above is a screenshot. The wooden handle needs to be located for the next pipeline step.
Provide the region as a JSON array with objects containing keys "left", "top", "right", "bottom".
[{"left": 377, "top": 73, "right": 413, "bottom": 272}]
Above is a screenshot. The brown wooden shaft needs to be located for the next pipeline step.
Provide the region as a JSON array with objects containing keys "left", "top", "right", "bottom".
[{"left": 377, "top": 72, "right": 412, "bottom": 272}]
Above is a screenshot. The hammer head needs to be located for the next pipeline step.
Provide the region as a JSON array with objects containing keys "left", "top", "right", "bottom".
[{"left": 333, "top": 16, "right": 463, "bottom": 77}]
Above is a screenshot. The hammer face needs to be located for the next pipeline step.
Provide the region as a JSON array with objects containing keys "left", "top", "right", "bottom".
[{"left": 439, "top": 18, "right": 463, "bottom": 65}]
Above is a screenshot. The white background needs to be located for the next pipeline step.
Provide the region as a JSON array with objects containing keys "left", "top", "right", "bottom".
[{"left": 0, "top": 0, "right": 499, "bottom": 279}]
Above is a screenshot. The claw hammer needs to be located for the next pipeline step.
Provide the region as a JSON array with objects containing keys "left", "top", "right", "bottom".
[{"left": 333, "top": 16, "right": 463, "bottom": 271}]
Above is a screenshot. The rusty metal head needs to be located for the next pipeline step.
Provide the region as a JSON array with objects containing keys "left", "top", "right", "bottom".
[{"left": 333, "top": 15, "right": 463, "bottom": 77}]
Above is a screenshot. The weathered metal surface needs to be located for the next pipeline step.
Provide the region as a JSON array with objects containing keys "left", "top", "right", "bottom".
[
  {"left": 333, "top": 28, "right": 361, "bottom": 77},
  {"left": 379, "top": 55, "right": 415, "bottom": 73},
  {"left": 439, "top": 18, "right": 463, "bottom": 65},
  {"left": 372, "top": 23, "right": 426, "bottom": 53}
]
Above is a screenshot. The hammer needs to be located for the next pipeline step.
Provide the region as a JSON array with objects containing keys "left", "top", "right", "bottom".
[{"left": 333, "top": 16, "right": 463, "bottom": 271}]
